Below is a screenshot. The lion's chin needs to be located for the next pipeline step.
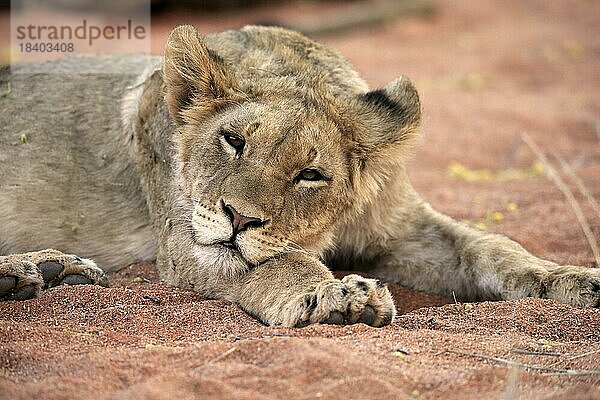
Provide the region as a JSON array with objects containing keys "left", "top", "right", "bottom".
[{"left": 192, "top": 243, "right": 250, "bottom": 280}]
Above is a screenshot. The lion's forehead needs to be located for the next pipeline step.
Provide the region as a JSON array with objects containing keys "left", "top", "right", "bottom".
[{"left": 222, "top": 102, "right": 349, "bottom": 164}]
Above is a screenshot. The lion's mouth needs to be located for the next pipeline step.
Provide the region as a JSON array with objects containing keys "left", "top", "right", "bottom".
[
  {"left": 219, "top": 240, "right": 239, "bottom": 251},
  {"left": 215, "top": 241, "right": 249, "bottom": 261}
]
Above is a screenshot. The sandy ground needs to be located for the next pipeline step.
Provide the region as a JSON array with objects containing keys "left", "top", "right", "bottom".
[{"left": 1, "top": 0, "right": 600, "bottom": 399}]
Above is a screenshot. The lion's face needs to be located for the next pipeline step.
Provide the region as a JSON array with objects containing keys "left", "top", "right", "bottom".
[
  {"left": 177, "top": 100, "right": 353, "bottom": 266},
  {"left": 163, "top": 25, "right": 421, "bottom": 271}
]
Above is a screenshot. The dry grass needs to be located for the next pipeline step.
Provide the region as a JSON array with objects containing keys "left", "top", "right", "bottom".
[{"left": 521, "top": 133, "right": 600, "bottom": 266}]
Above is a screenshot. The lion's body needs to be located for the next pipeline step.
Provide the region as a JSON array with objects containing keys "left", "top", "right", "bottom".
[
  {"left": 0, "top": 26, "right": 598, "bottom": 325},
  {"left": 0, "top": 56, "right": 157, "bottom": 268}
]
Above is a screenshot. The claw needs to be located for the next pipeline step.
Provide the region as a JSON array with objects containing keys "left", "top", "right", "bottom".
[
  {"left": 358, "top": 305, "right": 376, "bottom": 325},
  {"left": 97, "top": 273, "right": 110, "bottom": 288},
  {"left": 295, "top": 319, "right": 311, "bottom": 328},
  {"left": 323, "top": 311, "right": 344, "bottom": 325}
]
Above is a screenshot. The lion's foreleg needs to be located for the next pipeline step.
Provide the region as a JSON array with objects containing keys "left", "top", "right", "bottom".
[
  {"left": 373, "top": 204, "right": 600, "bottom": 307},
  {"left": 230, "top": 252, "right": 396, "bottom": 327}
]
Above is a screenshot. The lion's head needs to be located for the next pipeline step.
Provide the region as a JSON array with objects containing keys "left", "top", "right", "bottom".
[{"left": 162, "top": 25, "right": 421, "bottom": 275}]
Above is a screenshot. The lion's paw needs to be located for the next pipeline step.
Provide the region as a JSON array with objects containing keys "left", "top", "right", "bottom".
[
  {"left": 543, "top": 266, "right": 600, "bottom": 307},
  {"left": 0, "top": 259, "right": 43, "bottom": 300},
  {"left": 0, "top": 249, "right": 108, "bottom": 301},
  {"left": 293, "top": 274, "right": 396, "bottom": 328}
]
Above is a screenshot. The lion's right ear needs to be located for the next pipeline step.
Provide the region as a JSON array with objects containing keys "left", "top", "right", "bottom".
[{"left": 163, "top": 25, "right": 239, "bottom": 125}]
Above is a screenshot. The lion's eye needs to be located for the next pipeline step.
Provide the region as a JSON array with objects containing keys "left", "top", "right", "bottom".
[
  {"left": 295, "top": 168, "right": 326, "bottom": 183},
  {"left": 222, "top": 132, "right": 245, "bottom": 157}
]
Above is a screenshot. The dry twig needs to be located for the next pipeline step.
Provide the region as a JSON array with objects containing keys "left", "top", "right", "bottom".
[
  {"left": 504, "top": 365, "right": 520, "bottom": 400},
  {"left": 510, "top": 348, "right": 561, "bottom": 357},
  {"left": 208, "top": 347, "right": 237, "bottom": 364},
  {"left": 521, "top": 133, "right": 600, "bottom": 266},
  {"left": 552, "top": 151, "right": 600, "bottom": 221},
  {"left": 548, "top": 348, "right": 600, "bottom": 368},
  {"left": 447, "top": 349, "right": 600, "bottom": 376}
]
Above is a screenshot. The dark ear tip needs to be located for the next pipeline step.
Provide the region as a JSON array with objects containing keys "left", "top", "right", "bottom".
[
  {"left": 361, "top": 76, "right": 421, "bottom": 121},
  {"left": 386, "top": 76, "right": 419, "bottom": 102}
]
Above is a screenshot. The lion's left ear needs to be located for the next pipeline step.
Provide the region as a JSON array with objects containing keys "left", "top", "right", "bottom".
[
  {"left": 163, "top": 25, "right": 240, "bottom": 125},
  {"left": 351, "top": 77, "right": 421, "bottom": 167}
]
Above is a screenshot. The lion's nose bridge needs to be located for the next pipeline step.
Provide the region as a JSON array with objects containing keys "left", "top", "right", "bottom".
[{"left": 220, "top": 168, "right": 275, "bottom": 223}]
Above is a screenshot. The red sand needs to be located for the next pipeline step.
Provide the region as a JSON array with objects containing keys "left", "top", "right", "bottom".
[{"left": 1, "top": 0, "right": 599, "bottom": 399}]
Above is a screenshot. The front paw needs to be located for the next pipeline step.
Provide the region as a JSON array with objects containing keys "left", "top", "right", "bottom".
[
  {"left": 290, "top": 274, "right": 396, "bottom": 328},
  {"left": 0, "top": 249, "right": 109, "bottom": 301},
  {"left": 543, "top": 266, "right": 600, "bottom": 307},
  {"left": 0, "top": 260, "right": 43, "bottom": 300}
]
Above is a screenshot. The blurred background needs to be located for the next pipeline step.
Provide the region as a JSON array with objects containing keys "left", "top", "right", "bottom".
[{"left": 1, "top": 0, "right": 599, "bottom": 266}]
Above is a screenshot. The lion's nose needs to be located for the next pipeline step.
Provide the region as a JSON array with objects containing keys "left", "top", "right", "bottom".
[{"left": 221, "top": 201, "right": 266, "bottom": 236}]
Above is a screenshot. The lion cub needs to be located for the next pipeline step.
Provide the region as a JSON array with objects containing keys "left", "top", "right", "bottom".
[{"left": 0, "top": 25, "right": 598, "bottom": 326}]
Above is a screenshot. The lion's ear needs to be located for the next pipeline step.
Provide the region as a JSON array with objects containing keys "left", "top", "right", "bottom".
[
  {"left": 352, "top": 77, "right": 422, "bottom": 168},
  {"left": 163, "top": 25, "right": 239, "bottom": 125}
]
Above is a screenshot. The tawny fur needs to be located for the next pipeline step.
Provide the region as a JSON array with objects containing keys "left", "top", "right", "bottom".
[{"left": 0, "top": 25, "right": 598, "bottom": 327}]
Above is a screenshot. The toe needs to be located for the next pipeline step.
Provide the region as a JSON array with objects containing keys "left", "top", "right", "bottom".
[
  {"left": 60, "top": 274, "right": 92, "bottom": 286},
  {"left": 97, "top": 273, "right": 110, "bottom": 288},
  {"left": 38, "top": 261, "right": 64, "bottom": 285},
  {"left": 295, "top": 319, "right": 311, "bottom": 328},
  {"left": 323, "top": 311, "right": 345, "bottom": 325},
  {"left": 5, "top": 284, "right": 36, "bottom": 301},
  {"left": 378, "top": 309, "right": 395, "bottom": 327},
  {"left": 0, "top": 276, "right": 17, "bottom": 297},
  {"left": 358, "top": 305, "right": 376, "bottom": 325}
]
